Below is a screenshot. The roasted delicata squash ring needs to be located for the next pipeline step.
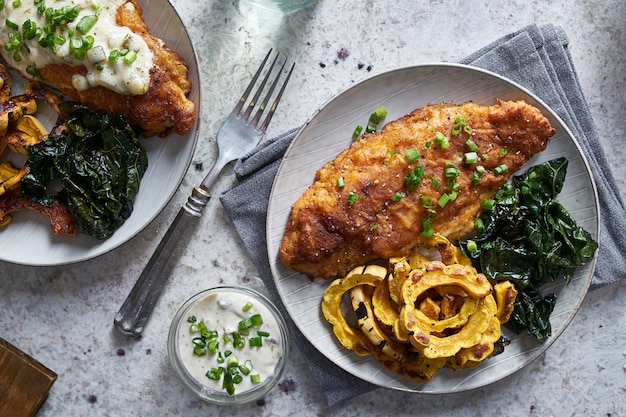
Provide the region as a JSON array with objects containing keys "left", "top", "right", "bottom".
[
  {"left": 447, "top": 296, "right": 502, "bottom": 369},
  {"left": 0, "top": 163, "right": 26, "bottom": 196},
  {"left": 399, "top": 262, "right": 494, "bottom": 359},
  {"left": 428, "top": 233, "right": 473, "bottom": 267},
  {"left": 389, "top": 257, "right": 411, "bottom": 305},
  {"left": 371, "top": 277, "right": 400, "bottom": 328},
  {"left": 351, "top": 285, "right": 407, "bottom": 361},
  {"left": 373, "top": 346, "right": 446, "bottom": 383},
  {"left": 4, "top": 115, "right": 48, "bottom": 154},
  {"left": 493, "top": 280, "right": 518, "bottom": 324},
  {"left": 321, "top": 264, "right": 388, "bottom": 356},
  {"left": 321, "top": 234, "right": 517, "bottom": 382}
]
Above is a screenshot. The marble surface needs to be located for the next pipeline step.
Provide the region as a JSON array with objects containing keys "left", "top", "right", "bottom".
[{"left": 1, "top": 0, "right": 625, "bottom": 416}]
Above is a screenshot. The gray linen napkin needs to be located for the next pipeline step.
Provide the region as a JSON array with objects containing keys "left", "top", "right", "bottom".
[{"left": 220, "top": 23, "right": 626, "bottom": 406}]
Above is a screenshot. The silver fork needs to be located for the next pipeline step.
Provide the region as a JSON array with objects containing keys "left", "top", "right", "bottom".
[{"left": 114, "top": 50, "right": 295, "bottom": 337}]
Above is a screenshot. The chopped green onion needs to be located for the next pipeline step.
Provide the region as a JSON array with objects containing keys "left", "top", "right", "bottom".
[
  {"left": 405, "top": 147, "right": 421, "bottom": 163},
  {"left": 444, "top": 162, "right": 460, "bottom": 179},
  {"left": 249, "top": 336, "right": 262, "bottom": 347},
  {"left": 242, "top": 302, "right": 253, "bottom": 312},
  {"left": 25, "top": 64, "right": 39, "bottom": 77},
  {"left": 222, "top": 372, "right": 235, "bottom": 395},
  {"left": 337, "top": 177, "right": 345, "bottom": 188},
  {"left": 5, "top": 18, "right": 18, "bottom": 30},
  {"left": 494, "top": 164, "right": 509, "bottom": 175},
  {"left": 207, "top": 339, "right": 219, "bottom": 354},
  {"left": 367, "top": 105, "right": 388, "bottom": 127},
  {"left": 250, "top": 374, "right": 261, "bottom": 383},
  {"left": 465, "top": 139, "right": 479, "bottom": 152},
  {"left": 352, "top": 125, "right": 363, "bottom": 137},
  {"left": 420, "top": 195, "right": 433, "bottom": 208},
  {"left": 232, "top": 332, "right": 245, "bottom": 349},
  {"left": 123, "top": 50, "right": 137, "bottom": 65},
  {"left": 369, "top": 112, "right": 382, "bottom": 125},
  {"left": 464, "top": 151, "right": 479, "bottom": 164},
  {"left": 474, "top": 218, "right": 485, "bottom": 232},
  {"left": 438, "top": 193, "right": 450, "bottom": 208},
  {"left": 482, "top": 198, "right": 496, "bottom": 211},
  {"left": 391, "top": 192, "right": 404, "bottom": 202},
  {"left": 451, "top": 115, "right": 472, "bottom": 136},
  {"left": 372, "top": 105, "right": 388, "bottom": 118},
  {"left": 239, "top": 362, "right": 252, "bottom": 375},
  {"left": 421, "top": 217, "right": 435, "bottom": 238},
  {"left": 108, "top": 49, "right": 121, "bottom": 63},
  {"left": 238, "top": 317, "right": 252, "bottom": 330},
  {"left": 12, "top": 0, "right": 20, "bottom": 7},
  {"left": 370, "top": 223, "right": 380, "bottom": 230},
  {"left": 187, "top": 315, "right": 197, "bottom": 323},
  {"left": 192, "top": 337, "right": 207, "bottom": 356},
  {"left": 76, "top": 14, "right": 98, "bottom": 34},
  {"left": 404, "top": 164, "right": 425, "bottom": 191},
  {"left": 226, "top": 354, "right": 239, "bottom": 367},
  {"left": 434, "top": 132, "right": 450, "bottom": 149},
  {"left": 206, "top": 368, "right": 222, "bottom": 380},
  {"left": 257, "top": 330, "right": 270, "bottom": 337},
  {"left": 466, "top": 239, "right": 478, "bottom": 253},
  {"left": 499, "top": 147, "right": 508, "bottom": 157},
  {"left": 348, "top": 191, "right": 358, "bottom": 206},
  {"left": 365, "top": 124, "right": 376, "bottom": 133},
  {"left": 250, "top": 314, "right": 263, "bottom": 327},
  {"left": 475, "top": 165, "right": 486, "bottom": 174}
]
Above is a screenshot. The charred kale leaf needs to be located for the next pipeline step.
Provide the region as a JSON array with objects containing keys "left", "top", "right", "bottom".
[
  {"left": 21, "top": 102, "right": 148, "bottom": 240},
  {"left": 459, "top": 157, "right": 597, "bottom": 339}
]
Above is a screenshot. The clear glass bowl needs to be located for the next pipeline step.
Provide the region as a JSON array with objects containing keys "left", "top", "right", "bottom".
[{"left": 168, "top": 286, "right": 290, "bottom": 405}]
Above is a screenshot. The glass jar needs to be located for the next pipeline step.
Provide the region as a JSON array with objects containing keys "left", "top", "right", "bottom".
[{"left": 168, "top": 286, "right": 290, "bottom": 405}]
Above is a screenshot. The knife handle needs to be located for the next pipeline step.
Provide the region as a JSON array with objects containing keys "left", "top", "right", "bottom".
[{"left": 114, "top": 186, "right": 211, "bottom": 337}]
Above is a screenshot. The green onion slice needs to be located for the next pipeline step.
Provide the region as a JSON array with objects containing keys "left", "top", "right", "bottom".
[{"left": 405, "top": 147, "right": 421, "bottom": 163}]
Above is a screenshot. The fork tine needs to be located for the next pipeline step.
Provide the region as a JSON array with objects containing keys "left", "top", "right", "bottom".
[
  {"left": 231, "top": 49, "right": 273, "bottom": 117},
  {"left": 256, "top": 61, "right": 295, "bottom": 132},
  {"left": 250, "top": 58, "right": 286, "bottom": 128},
  {"left": 242, "top": 52, "right": 280, "bottom": 121}
]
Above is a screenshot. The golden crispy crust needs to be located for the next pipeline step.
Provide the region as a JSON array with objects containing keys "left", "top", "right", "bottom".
[
  {"left": 36, "top": 0, "right": 195, "bottom": 137},
  {"left": 279, "top": 100, "right": 555, "bottom": 280}
]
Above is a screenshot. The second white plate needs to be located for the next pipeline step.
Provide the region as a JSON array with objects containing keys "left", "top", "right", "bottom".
[{"left": 0, "top": 0, "right": 200, "bottom": 266}]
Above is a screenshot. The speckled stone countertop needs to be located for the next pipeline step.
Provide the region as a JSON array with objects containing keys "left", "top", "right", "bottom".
[{"left": 1, "top": 0, "right": 625, "bottom": 416}]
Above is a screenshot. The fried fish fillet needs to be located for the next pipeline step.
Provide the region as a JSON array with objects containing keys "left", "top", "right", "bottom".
[
  {"left": 5, "top": 0, "right": 195, "bottom": 137},
  {"left": 279, "top": 100, "right": 556, "bottom": 279}
]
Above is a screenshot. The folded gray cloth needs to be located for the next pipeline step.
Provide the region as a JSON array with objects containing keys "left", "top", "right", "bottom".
[{"left": 220, "top": 23, "right": 626, "bottom": 406}]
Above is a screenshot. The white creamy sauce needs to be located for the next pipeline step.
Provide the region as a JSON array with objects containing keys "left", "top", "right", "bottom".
[
  {"left": 0, "top": 0, "right": 153, "bottom": 95},
  {"left": 177, "top": 292, "right": 283, "bottom": 395}
]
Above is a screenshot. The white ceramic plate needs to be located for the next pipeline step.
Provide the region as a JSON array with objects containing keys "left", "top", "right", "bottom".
[
  {"left": 266, "top": 64, "right": 599, "bottom": 393},
  {"left": 0, "top": 0, "right": 200, "bottom": 266}
]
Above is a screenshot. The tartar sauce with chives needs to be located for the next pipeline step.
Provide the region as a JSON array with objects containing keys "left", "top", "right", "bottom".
[
  {"left": 0, "top": 0, "right": 153, "bottom": 95},
  {"left": 176, "top": 290, "right": 284, "bottom": 396}
]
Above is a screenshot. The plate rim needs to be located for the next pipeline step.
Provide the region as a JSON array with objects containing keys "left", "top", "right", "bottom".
[{"left": 266, "top": 62, "right": 600, "bottom": 393}]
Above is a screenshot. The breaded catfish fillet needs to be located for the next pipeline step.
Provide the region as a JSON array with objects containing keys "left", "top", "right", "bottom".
[
  {"left": 12, "top": 0, "right": 195, "bottom": 137},
  {"left": 279, "top": 100, "right": 556, "bottom": 280}
]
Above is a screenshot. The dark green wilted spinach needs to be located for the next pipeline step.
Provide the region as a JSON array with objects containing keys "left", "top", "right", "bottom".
[
  {"left": 459, "top": 157, "right": 597, "bottom": 339},
  {"left": 21, "top": 102, "right": 148, "bottom": 240}
]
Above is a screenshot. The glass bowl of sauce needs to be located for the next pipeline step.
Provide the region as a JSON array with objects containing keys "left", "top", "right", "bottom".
[{"left": 168, "top": 286, "right": 290, "bottom": 405}]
